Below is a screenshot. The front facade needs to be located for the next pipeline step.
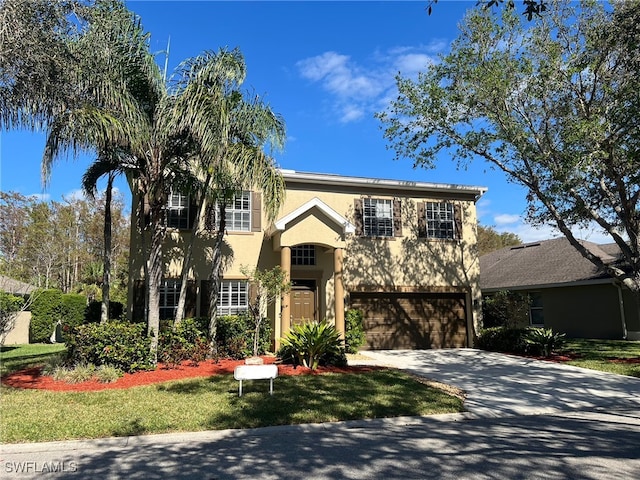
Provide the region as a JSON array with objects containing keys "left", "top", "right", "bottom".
[{"left": 128, "top": 170, "right": 486, "bottom": 349}]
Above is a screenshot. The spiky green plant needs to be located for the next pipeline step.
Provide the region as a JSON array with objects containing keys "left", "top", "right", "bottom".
[{"left": 278, "top": 321, "right": 345, "bottom": 370}]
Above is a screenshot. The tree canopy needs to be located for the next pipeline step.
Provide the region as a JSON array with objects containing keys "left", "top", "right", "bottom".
[{"left": 378, "top": 0, "right": 640, "bottom": 306}]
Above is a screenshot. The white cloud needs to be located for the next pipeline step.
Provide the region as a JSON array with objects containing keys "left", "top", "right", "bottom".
[
  {"left": 394, "top": 53, "right": 435, "bottom": 77},
  {"left": 296, "top": 43, "right": 446, "bottom": 124},
  {"left": 495, "top": 219, "right": 615, "bottom": 245},
  {"left": 493, "top": 213, "right": 521, "bottom": 226},
  {"left": 27, "top": 192, "right": 50, "bottom": 202}
]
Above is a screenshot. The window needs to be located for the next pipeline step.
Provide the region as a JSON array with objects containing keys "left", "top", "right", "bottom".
[
  {"left": 167, "top": 191, "right": 190, "bottom": 229},
  {"left": 529, "top": 292, "right": 544, "bottom": 326},
  {"left": 292, "top": 245, "right": 316, "bottom": 266},
  {"left": 363, "top": 198, "right": 393, "bottom": 237},
  {"left": 159, "top": 279, "right": 181, "bottom": 320},
  {"left": 425, "top": 202, "right": 455, "bottom": 239},
  {"left": 217, "top": 280, "right": 249, "bottom": 316},
  {"left": 219, "top": 191, "right": 251, "bottom": 232}
]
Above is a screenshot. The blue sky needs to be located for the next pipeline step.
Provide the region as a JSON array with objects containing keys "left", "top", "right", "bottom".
[{"left": 0, "top": 0, "right": 610, "bottom": 243}]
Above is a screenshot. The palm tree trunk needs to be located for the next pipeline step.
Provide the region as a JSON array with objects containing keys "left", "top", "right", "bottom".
[
  {"left": 207, "top": 203, "right": 226, "bottom": 354},
  {"left": 100, "top": 172, "right": 114, "bottom": 323},
  {"left": 175, "top": 174, "right": 211, "bottom": 326},
  {"left": 147, "top": 202, "right": 165, "bottom": 364}
]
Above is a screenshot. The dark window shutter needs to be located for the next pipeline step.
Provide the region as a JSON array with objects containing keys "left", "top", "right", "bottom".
[
  {"left": 454, "top": 204, "right": 463, "bottom": 240},
  {"left": 132, "top": 280, "right": 146, "bottom": 322},
  {"left": 251, "top": 192, "right": 262, "bottom": 232},
  {"left": 393, "top": 199, "right": 403, "bottom": 237},
  {"left": 186, "top": 280, "right": 197, "bottom": 318},
  {"left": 199, "top": 280, "right": 210, "bottom": 318},
  {"left": 417, "top": 202, "right": 427, "bottom": 237},
  {"left": 354, "top": 199, "right": 363, "bottom": 236}
]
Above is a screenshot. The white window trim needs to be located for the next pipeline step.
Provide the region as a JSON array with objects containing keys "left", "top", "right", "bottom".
[
  {"left": 167, "top": 191, "right": 190, "bottom": 229},
  {"left": 425, "top": 201, "right": 455, "bottom": 240},
  {"left": 217, "top": 280, "right": 249, "bottom": 316},
  {"left": 159, "top": 279, "right": 181, "bottom": 320},
  {"left": 217, "top": 191, "right": 251, "bottom": 232},
  {"left": 363, "top": 198, "right": 394, "bottom": 237}
]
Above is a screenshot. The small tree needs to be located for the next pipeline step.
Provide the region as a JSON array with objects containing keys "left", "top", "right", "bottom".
[
  {"left": 241, "top": 265, "right": 291, "bottom": 357},
  {"left": 482, "top": 291, "right": 531, "bottom": 329}
]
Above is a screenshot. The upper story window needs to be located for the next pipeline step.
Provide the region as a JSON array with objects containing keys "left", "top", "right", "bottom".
[
  {"left": 425, "top": 202, "right": 455, "bottom": 239},
  {"left": 292, "top": 245, "right": 316, "bottom": 266},
  {"left": 217, "top": 280, "right": 249, "bottom": 316},
  {"left": 167, "top": 191, "right": 190, "bottom": 229},
  {"left": 363, "top": 198, "right": 394, "bottom": 237},
  {"left": 223, "top": 191, "right": 251, "bottom": 232}
]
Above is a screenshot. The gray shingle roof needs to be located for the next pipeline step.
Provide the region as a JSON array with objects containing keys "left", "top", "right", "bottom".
[
  {"left": 0, "top": 275, "right": 37, "bottom": 296},
  {"left": 479, "top": 237, "right": 619, "bottom": 291}
]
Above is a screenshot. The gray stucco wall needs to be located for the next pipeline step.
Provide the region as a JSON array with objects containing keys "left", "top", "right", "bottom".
[{"left": 541, "top": 284, "right": 625, "bottom": 339}]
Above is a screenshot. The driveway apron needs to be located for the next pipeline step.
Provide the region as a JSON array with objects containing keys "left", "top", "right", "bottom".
[{"left": 358, "top": 348, "right": 640, "bottom": 417}]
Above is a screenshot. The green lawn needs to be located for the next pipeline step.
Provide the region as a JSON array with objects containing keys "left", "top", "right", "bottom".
[
  {"left": 0, "top": 344, "right": 464, "bottom": 443},
  {"left": 559, "top": 338, "right": 640, "bottom": 378},
  {"left": 0, "top": 343, "right": 66, "bottom": 376}
]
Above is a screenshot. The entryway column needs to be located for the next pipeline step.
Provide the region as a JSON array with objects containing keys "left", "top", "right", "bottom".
[
  {"left": 334, "top": 247, "right": 345, "bottom": 340},
  {"left": 280, "top": 246, "right": 292, "bottom": 346}
]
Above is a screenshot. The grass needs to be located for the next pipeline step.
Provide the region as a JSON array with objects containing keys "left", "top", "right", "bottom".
[
  {"left": 0, "top": 343, "right": 66, "bottom": 376},
  {"left": 1, "top": 344, "right": 464, "bottom": 443},
  {"left": 1, "top": 370, "right": 464, "bottom": 443},
  {"left": 559, "top": 338, "right": 640, "bottom": 378}
]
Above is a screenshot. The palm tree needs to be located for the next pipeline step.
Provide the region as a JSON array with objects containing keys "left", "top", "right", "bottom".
[
  {"left": 81, "top": 149, "right": 137, "bottom": 323},
  {"left": 168, "top": 49, "right": 286, "bottom": 336}
]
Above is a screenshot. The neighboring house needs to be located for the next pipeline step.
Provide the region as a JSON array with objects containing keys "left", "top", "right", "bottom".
[
  {"left": 480, "top": 237, "right": 640, "bottom": 340},
  {"left": 0, "top": 275, "right": 37, "bottom": 296},
  {"left": 128, "top": 170, "right": 486, "bottom": 349}
]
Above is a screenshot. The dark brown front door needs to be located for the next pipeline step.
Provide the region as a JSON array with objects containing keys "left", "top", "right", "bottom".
[{"left": 291, "top": 280, "right": 317, "bottom": 325}]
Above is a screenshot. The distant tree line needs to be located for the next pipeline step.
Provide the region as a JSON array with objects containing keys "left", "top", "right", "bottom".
[{"left": 0, "top": 191, "right": 130, "bottom": 303}]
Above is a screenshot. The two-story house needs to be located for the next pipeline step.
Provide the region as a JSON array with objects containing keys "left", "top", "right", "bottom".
[{"left": 128, "top": 170, "right": 487, "bottom": 350}]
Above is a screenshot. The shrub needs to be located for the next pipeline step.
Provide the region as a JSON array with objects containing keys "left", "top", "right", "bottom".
[
  {"left": 476, "top": 327, "right": 530, "bottom": 354},
  {"left": 345, "top": 309, "right": 366, "bottom": 354},
  {"left": 84, "top": 300, "right": 125, "bottom": 324},
  {"left": 65, "top": 321, "right": 154, "bottom": 373},
  {"left": 215, "top": 314, "right": 271, "bottom": 359},
  {"left": 48, "top": 363, "right": 123, "bottom": 384},
  {"left": 61, "top": 294, "right": 87, "bottom": 330},
  {"left": 524, "top": 327, "right": 566, "bottom": 357},
  {"left": 482, "top": 291, "right": 531, "bottom": 328},
  {"left": 277, "top": 321, "right": 347, "bottom": 370},
  {"left": 30, "top": 289, "right": 64, "bottom": 343},
  {"left": 158, "top": 318, "right": 210, "bottom": 366}
]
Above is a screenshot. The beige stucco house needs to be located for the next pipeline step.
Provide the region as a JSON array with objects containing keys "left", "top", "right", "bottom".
[{"left": 128, "top": 170, "right": 487, "bottom": 350}]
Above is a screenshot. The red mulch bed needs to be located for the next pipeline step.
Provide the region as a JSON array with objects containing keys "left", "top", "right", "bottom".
[{"left": 1, "top": 357, "right": 384, "bottom": 392}]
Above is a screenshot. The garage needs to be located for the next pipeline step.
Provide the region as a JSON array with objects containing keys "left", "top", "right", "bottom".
[{"left": 350, "top": 291, "right": 468, "bottom": 349}]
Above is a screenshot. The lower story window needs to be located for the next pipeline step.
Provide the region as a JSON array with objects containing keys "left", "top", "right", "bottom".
[
  {"left": 160, "top": 279, "right": 181, "bottom": 320},
  {"left": 217, "top": 280, "right": 249, "bottom": 316}
]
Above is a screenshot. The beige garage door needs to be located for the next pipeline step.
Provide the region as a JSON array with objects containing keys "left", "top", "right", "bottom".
[{"left": 350, "top": 292, "right": 468, "bottom": 349}]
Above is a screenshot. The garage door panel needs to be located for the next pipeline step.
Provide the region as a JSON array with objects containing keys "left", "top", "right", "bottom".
[{"left": 351, "top": 292, "right": 468, "bottom": 350}]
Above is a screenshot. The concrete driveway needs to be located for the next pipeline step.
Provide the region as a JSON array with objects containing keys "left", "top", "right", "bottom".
[{"left": 356, "top": 348, "right": 640, "bottom": 417}]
